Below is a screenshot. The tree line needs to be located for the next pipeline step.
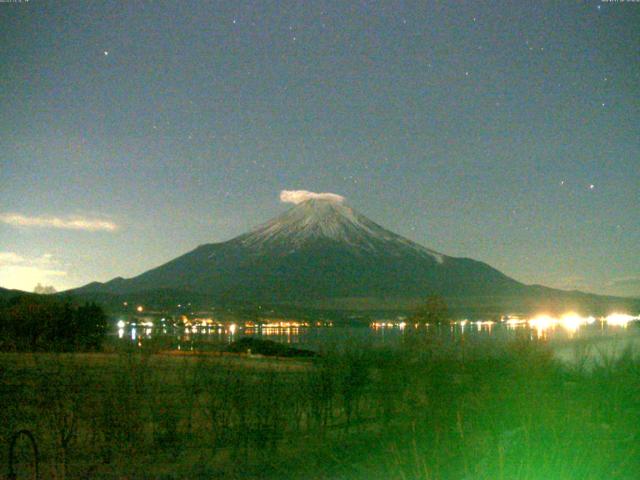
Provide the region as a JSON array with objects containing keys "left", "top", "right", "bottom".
[{"left": 0, "top": 295, "right": 107, "bottom": 351}]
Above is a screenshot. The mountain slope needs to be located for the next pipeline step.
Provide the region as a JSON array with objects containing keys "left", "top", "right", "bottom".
[
  {"left": 68, "top": 198, "right": 638, "bottom": 314},
  {"left": 0, "top": 287, "right": 34, "bottom": 303},
  {"left": 73, "top": 199, "right": 521, "bottom": 299}
]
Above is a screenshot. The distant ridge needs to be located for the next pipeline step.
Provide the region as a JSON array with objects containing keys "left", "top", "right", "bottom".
[{"left": 0, "top": 287, "right": 32, "bottom": 301}]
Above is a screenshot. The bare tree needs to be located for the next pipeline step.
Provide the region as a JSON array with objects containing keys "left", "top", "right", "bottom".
[{"left": 410, "top": 295, "right": 449, "bottom": 325}]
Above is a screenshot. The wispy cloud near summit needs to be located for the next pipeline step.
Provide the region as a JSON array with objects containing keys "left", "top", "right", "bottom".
[
  {"left": 0, "top": 214, "right": 118, "bottom": 232},
  {"left": 280, "top": 190, "right": 345, "bottom": 205}
]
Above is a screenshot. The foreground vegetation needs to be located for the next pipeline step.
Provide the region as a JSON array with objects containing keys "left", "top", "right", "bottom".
[{"left": 1, "top": 332, "right": 638, "bottom": 480}]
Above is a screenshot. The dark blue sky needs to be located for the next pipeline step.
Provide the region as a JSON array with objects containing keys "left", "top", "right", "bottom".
[{"left": 1, "top": 0, "right": 638, "bottom": 297}]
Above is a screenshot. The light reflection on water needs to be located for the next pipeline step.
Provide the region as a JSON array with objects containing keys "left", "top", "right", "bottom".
[{"left": 112, "top": 314, "right": 640, "bottom": 353}]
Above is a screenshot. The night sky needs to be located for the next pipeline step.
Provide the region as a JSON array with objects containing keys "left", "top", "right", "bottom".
[{"left": 1, "top": 1, "right": 638, "bottom": 297}]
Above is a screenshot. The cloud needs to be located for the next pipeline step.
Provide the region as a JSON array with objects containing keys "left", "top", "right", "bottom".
[
  {"left": 606, "top": 276, "right": 640, "bottom": 288},
  {"left": 280, "top": 190, "right": 345, "bottom": 204},
  {"left": 602, "top": 276, "right": 640, "bottom": 298},
  {"left": 0, "top": 252, "right": 57, "bottom": 268},
  {"left": 0, "top": 213, "right": 118, "bottom": 232},
  {"left": 552, "top": 274, "right": 640, "bottom": 298},
  {"left": 0, "top": 252, "right": 25, "bottom": 264},
  {"left": 0, "top": 251, "right": 68, "bottom": 291}
]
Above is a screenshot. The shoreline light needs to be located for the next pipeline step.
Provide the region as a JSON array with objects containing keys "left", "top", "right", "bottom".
[{"left": 605, "top": 313, "right": 639, "bottom": 327}]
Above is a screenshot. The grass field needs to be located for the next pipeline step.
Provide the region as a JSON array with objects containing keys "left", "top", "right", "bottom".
[{"left": 1, "top": 335, "right": 639, "bottom": 479}]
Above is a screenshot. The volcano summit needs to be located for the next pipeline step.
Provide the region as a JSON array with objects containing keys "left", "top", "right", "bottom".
[{"left": 70, "top": 195, "right": 637, "bottom": 315}]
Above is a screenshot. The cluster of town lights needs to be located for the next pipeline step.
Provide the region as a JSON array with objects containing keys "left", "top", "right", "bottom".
[
  {"left": 371, "top": 312, "right": 638, "bottom": 337},
  {"left": 527, "top": 313, "right": 595, "bottom": 338},
  {"left": 118, "top": 309, "right": 636, "bottom": 342},
  {"left": 524, "top": 312, "right": 639, "bottom": 337},
  {"left": 117, "top": 316, "right": 325, "bottom": 334}
]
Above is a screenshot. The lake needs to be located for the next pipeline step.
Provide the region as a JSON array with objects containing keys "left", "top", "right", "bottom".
[{"left": 113, "top": 313, "right": 640, "bottom": 363}]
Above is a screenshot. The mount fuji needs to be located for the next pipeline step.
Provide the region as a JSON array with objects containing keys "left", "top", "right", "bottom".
[{"left": 68, "top": 197, "right": 638, "bottom": 315}]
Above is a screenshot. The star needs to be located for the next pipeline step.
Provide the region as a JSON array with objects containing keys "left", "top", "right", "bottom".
[
  {"left": 103, "top": 50, "right": 109, "bottom": 56},
  {"left": 589, "top": 184, "right": 595, "bottom": 190}
]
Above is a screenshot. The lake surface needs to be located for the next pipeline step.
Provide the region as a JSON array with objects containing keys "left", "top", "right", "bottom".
[{"left": 112, "top": 313, "right": 640, "bottom": 363}]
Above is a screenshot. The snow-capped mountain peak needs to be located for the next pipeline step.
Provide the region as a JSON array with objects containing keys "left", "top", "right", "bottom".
[{"left": 239, "top": 198, "right": 445, "bottom": 263}]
